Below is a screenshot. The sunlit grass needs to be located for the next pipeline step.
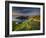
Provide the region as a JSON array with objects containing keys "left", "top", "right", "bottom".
[{"left": 12, "top": 16, "right": 40, "bottom": 31}]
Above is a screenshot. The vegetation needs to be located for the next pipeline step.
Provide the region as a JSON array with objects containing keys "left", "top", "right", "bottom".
[{"left": 12, "top": 16, "right": 40, "bottom": 31}]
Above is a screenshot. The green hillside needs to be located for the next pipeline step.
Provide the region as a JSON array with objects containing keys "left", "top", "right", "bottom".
[{"left": 12, "top": 16, "right": 40, "bottom": 31}]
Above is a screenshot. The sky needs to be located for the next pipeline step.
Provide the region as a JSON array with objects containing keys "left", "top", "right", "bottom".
[
  {"left": 12, "top": 7, "right": 40, "bottom": 16},
  {"left": 12, "top": 7, "right": 40, "bottom": 21}
]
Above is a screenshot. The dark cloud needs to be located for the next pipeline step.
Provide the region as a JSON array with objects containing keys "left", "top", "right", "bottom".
[{"left": 12, "top": 7, "right": 40, "bottom": 14}]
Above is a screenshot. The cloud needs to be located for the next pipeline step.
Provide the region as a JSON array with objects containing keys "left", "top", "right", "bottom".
[{"left": 12, "top": 7, "right": 40, "bottom": 15}]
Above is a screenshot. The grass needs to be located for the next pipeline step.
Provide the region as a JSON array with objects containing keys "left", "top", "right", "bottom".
[{"left": 12, "top": 16, "right": 40, "bottom": 31}]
